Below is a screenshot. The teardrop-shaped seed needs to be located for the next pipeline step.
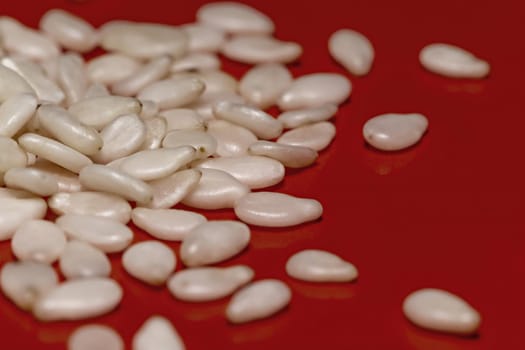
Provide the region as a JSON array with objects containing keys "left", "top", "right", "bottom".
[
  {"left": 132, "top": 316, "right": 186, "bottom": 350},
  {"left": 206, "top": 119, "right": 258, "bottom": 157},
  {"left": 30, "top": 160, "right": 82, "bottom": 193},
  {"left": 248, "top": 141, "right": 318, "bottom": 168},
  {"left": 33, "top": 277, "right": 123, "bottom": 321},
  {"left": 122, "top": 241, "right": 176, "bottom": 285},
  {"left": 18, "top": 133, "right": 93, "bottom": 173},
  {"left": 4, "top": 166, "right": 59, "bottom": 196},
  {"left": 197, "top": 2, "right": 274, "bottom": 34},
  {"left": 277, "top": 104, "right": 338, "bottom": 129},
  {"left": 181, "top": 23, "right": 226, "bottom": 52},
  {"left": 162, "top": 129, "right": 217, "bottom": 159},
  {"left": 0, "top": 64, "right": 35, "bottom": 103},
  {"left": 182, "top": 168, "right": 249, "bottom": 210},
  {"left": 140, "top": 117, "right": 166, "bottom": 150},
  {"left": 222, "top": 35, "right": 302, "bottom": 64},
  {"left": 68, "top": 324, "right": 124, "bottom": 350},
  {"left": 79, "top": 164, "right": 153, "bottom": 204},
  {"left": 119, "top": 146, "right": 196, "bottom": 181},
  {"left": 403, "top": 288, "right": 482, "bottom": 335},
  {"left": 213, "top": 101, "right": 283, "bottom": 140},
  {"left": 68, "top": 96, "right": 142, "bottom": 130},
  {"left": 87, "top": 53, "right": 142, "bottom": 85},
  {"left": 234, "top": 192, "right": 322, "bottom": 227},
  {"left": 0, "top": 136, "right": 27, "bottom": 172},
  {"left": 0, "top": 57, "right": 64, "bottom": 104},
  {"left": 226, "top": 279, "right": 291, "bottom": 323},
  {"left": 100, "top": 21, "right": 188, "bottom": 59},
  {"left": 168, "top": 265, "right": 254, "bottom": 302},
  {"left": 0, "top": 93, "right": 37, "bottom": 137},
  {"left": 137, "top": 77, "right": 205, "bottom": 110},
  {"left": 0, "top": 18, "right": 59, "bottom": 61},
  {"left": 278, "top": 73, "right": 351, "bottom": 110},
  {"left": 239, "top": 63, "right": 292, "bottom": 109},
  {"left": 37, "top": 104, "right": 103, "bottom": 155},
  {"left": 194, "top": 155, "right": 284, "bottom": 189},
  {"left": 56, "top": 214, "right": 133, "bottom": 253},
  {"left": 419, "top": 43, "right": 490, "bottom": 79},
  {"left": 58, "top": 53, "right": 88, "bottom": 106},
  {"left": 111, "top": 55, "right": 172, "bottom": 97},
  {"left": 147, "top": 169, "right": 202, "bottom": 209},
  {"left": 48, "top": 191, "right": 131, "bottom": 224},
  {"left": 160, "top": 108, "right": 205, "bottom": 132},
  {"left": 11, "top": 220, "right": 67, "bottom": 264},
  {"left": 40, "top": 9, "right": 98, "bottom": 53},
  {"left": 286, "top": 249, "right": 358, "bottom": 282},
  {"left": 180, "top": 220, "right": 250, "bottom": 267},
  {"left": 132, "top": 208, "right": 206, "bottom": 241},
  {"left": 0, "top": 197, "right": 47, "bottom": 240},
  {"left": 92, "top": 114, "right": 147, "bottom": 164},
  {"left": 277, "top": 121, "right": 336, "bottom": 151},
  {"left": 170, "top": 52, "right": 221, "bottom": 73},
  {"left": 328, "top": 29, "right": 374, "bottom": 76},
  {"left": 363, "top": 113, "right": 428, "bottom": 151},
  {"left": 0, "top": 261, "right": 58, "bottom": 311},
  {"left": 59, "top": 240, "right": 111, "bottom": 279}
]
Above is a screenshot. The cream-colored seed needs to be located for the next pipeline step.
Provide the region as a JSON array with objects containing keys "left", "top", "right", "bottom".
[
  {"left": 188, "top": 91, "right": 245, "bottom": 121},
  {"left": 0, "top": 57, "right": 64, "bottom": 104},
  {"left": 222, "top": 35, "right": 302, "bottom": 64},
  {"left": 30, "top": 160, "right": 83, "bottom": 193},
  {"left": 33, "top": 277, "right": 123, "bottom": 321},
  {"left": 4, "top": 167, "right": 59, "bottom": 196},
  {"left": 278, "top": 73, "right": 352, "bottom": 110},
  {"left": 248, "top": 141, "right": 318, "bottom": 168},
  {"left": 197, "top": 2, "right": 274, "bottom": 34},
  {"left": 100, "top": 21, "right": 188, "bottom": 59},
  {"left": 132, "top": 316, "right": 186, "bottom": 350},
  {"left": 83, "top": 82, "right": 110, "bottom": 99},
  {"left": 56, "top": 213, "right": 133, "bottom": 253},
  {"left": 140, "top": 117, "right": 166, "bottom": 150},
  {"left": 0, "top": 136, "right": 27, "bottom": 172},
  {"left": 194, "top": 155, "right": 285, "bottom": 189},
  {"left": 226, "top": 279, "right": 291, "bottom": 324},
  {"left": 239, "top": 63, "right": 292, "bottom": 109},
  {"left": 132, "top": 207, "right": 206, "bottom": 241},
  {"left": 328, "top": 29, "right": 375, "bottom": 76},
  {"left": 111, "top": 55, "right": 172, "bottom": 97},
  {"left": 182, "top": 168, "right": 249, "bottom": 210},
  {"left": 68, "top": 95, "right": 142, "bottom": 131},
  {"left": 48, "top": 191, "right": 132, "bottom": 224},
  {"left": 138, "top": 99, "right": 159, "bottom": 120},
  {"left": 0, "top": 64, "right": 35, "bottom": 103},
  {"left": 277, "top": 104, "right": 338, "bottom": 129},
  {"left": 18, "top": 133, "right": 93, "bottom": 173},
  {"left": 206, "top": 119, "right": 258, "bottom": 157},
  {"left": 59, "top": 240, "right": 111, "bottom": 279},
  {"left": 363, "top": 113, "right": 428, "bottom": 151},
  {"left": 79, "top": 164, "right": 153, "bottom": 204},
  {"left": 146, "top": 168, "right": 202, "bottom": 209},
  {"left": 37, "top": 104, "right": 103, "bottom": 156},
  {"left": 68, "top": 324, "right": 124, "bottom": 350},
  {"left": 419, "top": 43, "right": 490, "bottom": 79},
  {"left": 286, "top": 249, "right": 358, "bottom": 282},
  {"left": 181, "top": 23, "right": 226, "bottom": 52},
  {"left": 213, "top": 101, "right": 283, "bottom": 140},
  {"left": 172, "top": 70, "right": 237, "bottom": 98},
  {"left": 159, "top": 108, "right": 205, "bottom": 132},
  {"left": 180, "top": 220, "right": 251, "bottom": 267},
  {"left": 137, "top": 77, "right": 205, "bottom": 110},
  {"left": 403, "top": 288, "right": 482, "bottom": 335},
  {"left": 162, "top": 129, "right": 218, "bottom": 159},
  {"left": 170, "top": 52, "right": 221, "bottom": 73},
  {"left": 122, "top": 241, "right": 176, "bottom": 285},
  {"left": 234, "top": 191, "right": 323, "bottom": 227},
  {"left": 11, "top": 220, "right": 67, "bottom": 264},
  {"left": 0, "top": 197, "right": 47, "bottom": 240},
  {"left": 86, "top": 53, "right": 142, "bottom": 85},
  {"left": 0, "top": 261, "right": 58, "bottom": 311},
  {"left": 58, "top": 53, "right": 88, "bottom": 106},
  {"left": 0, "top": 93, "right": 37, "bottom": 137},
  {"left": 40, "top": 9, "right": 98, "bottom": 53},
  {"left": 168, "top": 265, "right": 254, "bottom": 302},
  {"left": 277, "top": 121, "right": 336, "bottom": 151}
]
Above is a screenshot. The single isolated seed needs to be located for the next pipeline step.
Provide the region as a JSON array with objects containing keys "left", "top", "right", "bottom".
[
  {"left": 328, "top": 29, "right": 375, "bottom": 76},
  {"left": 68, "top": 324, "right": 124, "bottom": 350},
  {"left": 132, "top": 315, "right": 186, "bottom": 350},
  {"left": 122, "top": 241, "right": 176, "bottom": 285},
  {"left": 362, "top": 113, "right": 428, "bottom": 151},
  {"left": 286, "top": 249, "right": 358, "bottom": 282},
  {"left": 403, "top": 288, "right": 482, "bottom": 336}
]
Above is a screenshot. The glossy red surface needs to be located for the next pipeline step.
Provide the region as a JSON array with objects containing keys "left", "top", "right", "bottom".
[{"left": 1, "top": 0, "right": 524, "bottom": 349}]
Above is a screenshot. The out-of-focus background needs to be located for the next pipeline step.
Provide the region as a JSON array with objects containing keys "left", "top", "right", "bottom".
[{"left": 1, "top": 0, "right": 524, "bottom": 349}]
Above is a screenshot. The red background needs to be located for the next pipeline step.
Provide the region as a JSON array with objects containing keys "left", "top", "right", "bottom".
[{"left": 1, "top": 0, "right": 524, "bottom": 349}]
